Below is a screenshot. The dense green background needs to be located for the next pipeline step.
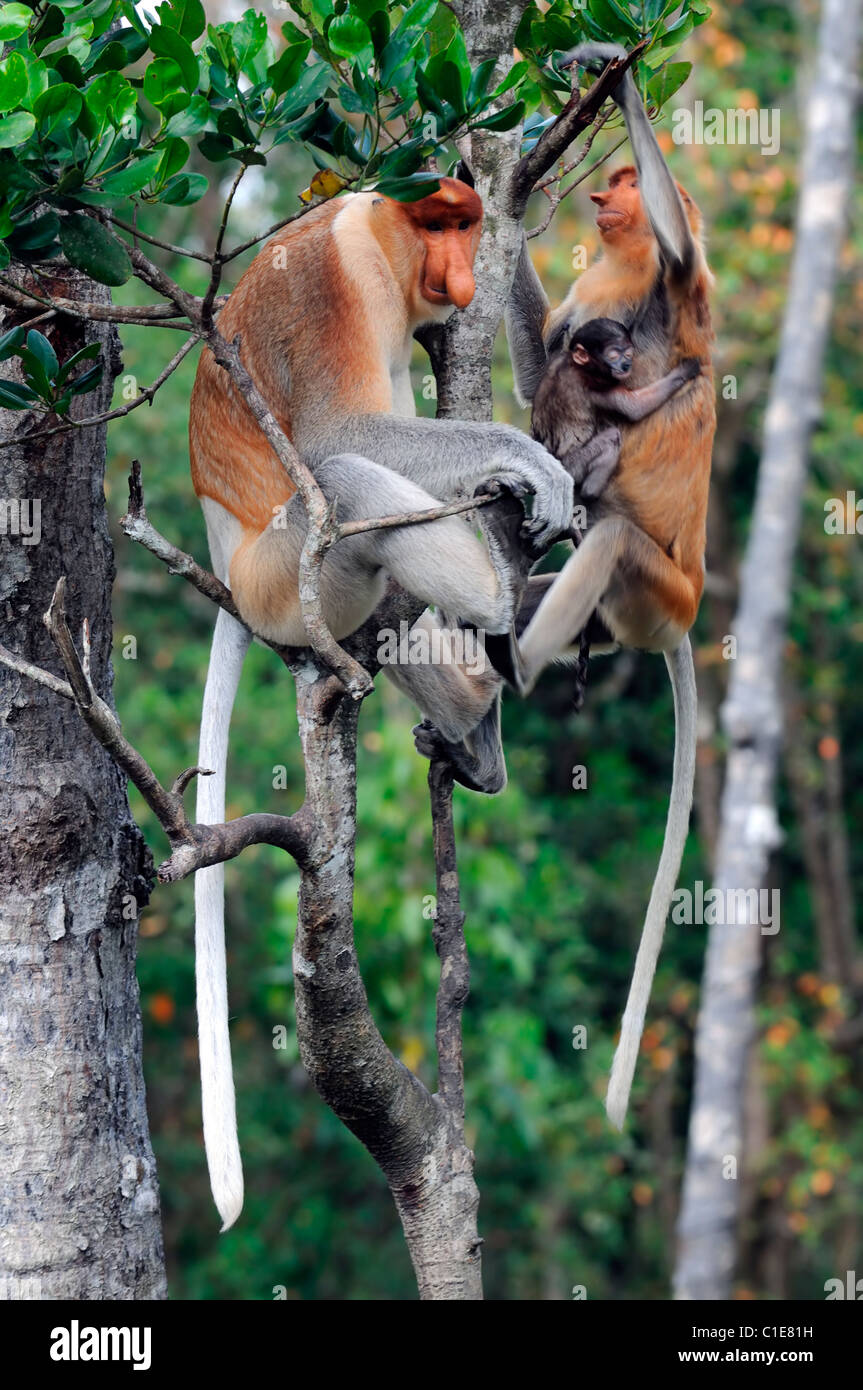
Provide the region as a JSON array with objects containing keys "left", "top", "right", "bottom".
[{"left": 99, "top": 0, "right": 863, "bottom": 1299}]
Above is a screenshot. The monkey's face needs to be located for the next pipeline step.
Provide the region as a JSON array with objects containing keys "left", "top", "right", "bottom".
[
  {"left": 404, "top": 179, "right": 483, "bottom": 319},
  {"left": 590, "top": 166, "right": 650, "bottom": 243},
  {"left": 572, "top": 339, "right": 633, "bottom": 389}
]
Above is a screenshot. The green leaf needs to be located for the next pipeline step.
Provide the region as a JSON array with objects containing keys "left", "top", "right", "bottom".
[
  {"left": 267, "top": 40, "right": 311, "bottom": 98},
  {"left": 88, "top": 29, "right": 149, "bottom": 74},
  {"left": 68, "top": 361, "right": 103, "bottom": 394},
  {"left": 0, "top": 109, "right": 35, "bottom": 147},
  {"left": 374, "top": 173, "right": 440, "bottom": 202},
  {"left": 101, "top": 151, "right": 163, "bottom": 195},
  {"left": 149, "top": 23, "right": 200, "bottom": 93},
  {"left": 0, "top": 53, "right": 27, "bottom": 114},
  {"left": 277, "top": 62, "right": 332, "bottom": 120},
  {"left": 26, "top": 330, "right": 59, "bottom": 384},
  {"left": 394, "top": 0, "right": 438, "bottom": 39},
  {"left": 470, "top": 99, "right": 525, "bottom": 132},
  {"left": 0, "top": 241, "right": 9, "bottom": 269},
  {"left": 217, "top": 106, "right": 253, "bottom": 145},
  {"left": 19, "top": 53, "right": 49, "bottom": 111},
  {"left": 588, "top": 0, "right": 640, "bottom": 37},
  {"left": 143, "top": 57, "right": 188, "bottom": 117},
  {"left": 327, "top": 13, "right": 373, "bottom": 61},
  {"left": 647, "top": 61, "right": 692, "bottom": 109},
  {"left": 7, "top": 211, "right": 60, "bottom": 254},
  {"left": 490, "top": 59, "right": 528, "bottom": 100},
  {"left": 157, "top": 0, "right": 206, "bottom": 42},
  {"left": 156, "top": 135, "right": 189, "bottom": 182},
  {"left": 163, "top": 92, "right": 210, "bottom": 136},
  {"left": 415, "top": 67, "right": 446, "bottom": 121},
  {"left": 158, "top": 170, "right": 207, "bottom": 204},
  {"left": 467, "top": 58, "right": 497, "bottom": 109},
  {"left": 33, "top": 83, "right": 82, "bottom": 137},
  {"left": 0, "top": 324, "right": 25, "bottom": 361},
  {"left": 0, "top": 3, "right": 31, "bottom": 41},
  {"left": 231, "top": 10, "right": 268, "bottom": 73},
  {"left": 59, "top": 211, "right": 132, "bottom": 285},
  {"left": 55, "top": 339, "right": 100, "bottom": 385},
  {"left": 0, "top": 379, "right": 40, "bottom": 409},
  {"left": 85, "top": 71, "right": 137, "bottom": 130}
]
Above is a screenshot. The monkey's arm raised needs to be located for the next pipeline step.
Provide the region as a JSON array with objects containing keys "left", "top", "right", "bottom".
[
  {"left": 570, "top": 43, "right": 696, "bottom": 285},
  {"left": 598, "top": 358, "right": 701, "bottom": 423},
  {"left": 505, "top": 235, "right": 553, "bottom": 407}
]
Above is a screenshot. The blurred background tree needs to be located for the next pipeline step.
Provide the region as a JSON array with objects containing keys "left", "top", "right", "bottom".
[{"left": 29, "top": 0, "right": 860, "bottom": 1299}]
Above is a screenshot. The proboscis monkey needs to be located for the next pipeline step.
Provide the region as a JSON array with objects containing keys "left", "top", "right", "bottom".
[
  {"left": 506, "top": 44, "right": 715, "bottom": 1132},
  {"left": 531, "top": 316, "right": 701, "bottom": 497},
  {"left": 189, "top": 177, "right": 573, "bottom": 1228}
]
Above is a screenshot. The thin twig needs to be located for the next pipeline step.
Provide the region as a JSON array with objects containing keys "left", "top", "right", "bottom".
[
  {"left": 510, "top": 40, "right": 647, "bottom": 219},
  {"left": 527, "top": 136, "right": 627, "bottom": 240},
  {"left": 105, "top": 211, "right": 213, "bottom": 263},
  {"left": 0, "top": 277, "right": 205, "bottom": 328},
  {"left": 221, "top": 188, "right": 355, "bottom": 264},
  {"left": 6, "top": 334, "right": 200, "bottom": 445}
]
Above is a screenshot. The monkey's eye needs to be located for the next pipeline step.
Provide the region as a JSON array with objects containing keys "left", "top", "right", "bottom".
[
  {"left": 426, "top": 221, "right": 443, "bottom": 232},
  {"left": 458, "top": 219, "right": 470, "bottom": 231}
]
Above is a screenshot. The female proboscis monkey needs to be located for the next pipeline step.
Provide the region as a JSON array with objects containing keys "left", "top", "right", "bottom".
[
  {"left": 506, "top": 43, "right": 716, "bottom": 1132},
  {"left": 189, "top": 176, "right": 572, "bottom": 1228}
]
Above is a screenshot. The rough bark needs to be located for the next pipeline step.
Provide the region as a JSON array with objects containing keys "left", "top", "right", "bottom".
[
  {"left": 291, "top": 595, "right": 482, "bottom": 1300},
  {"left": 431, "top": 1, "right": 527, "bottom": 421},
  {"left": 673, "top": 0, "right": 861, "bottom": 1301},
  {"left": 0, "top": 270, "right": 167, "bottom": 1299}
]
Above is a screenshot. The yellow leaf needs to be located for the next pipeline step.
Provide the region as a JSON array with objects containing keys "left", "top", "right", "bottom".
[{"left": 299, "top": 169, "right": 347, "bottom": 204}]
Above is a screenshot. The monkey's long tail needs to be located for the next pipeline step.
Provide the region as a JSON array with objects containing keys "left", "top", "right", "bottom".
[
  {"left": 195, "top": 607, "right": 252, "bottom": 1230},
  {"left": 605, "top": 634, "right": 697, "bottom": 1129}
]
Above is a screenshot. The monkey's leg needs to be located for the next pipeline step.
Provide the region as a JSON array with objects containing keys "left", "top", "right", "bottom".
[
  {"left": 383, "top": 609, "right": 506, "bottom": 794},
  {"left": 518, "top": 518, "right": 698, "bottom": 690},
  {"left": 412, "top": 697, "right": 507, "bottom": 795},
  {"left": 561, "top": 427, "right": 621, "bottom": 498},
  {"left": 230, "top": 454, "right": 519, "bottom": 647}
]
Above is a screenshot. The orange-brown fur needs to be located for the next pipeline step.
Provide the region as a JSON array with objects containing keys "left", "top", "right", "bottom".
[
  {"left": 188, "top": 179, "right": 484, "bottom": 634},
  {"left": 546, "top": 166, "right": 714, "bottom": 641}
]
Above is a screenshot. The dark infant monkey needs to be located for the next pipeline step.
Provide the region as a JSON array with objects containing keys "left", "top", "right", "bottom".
[{"left": 530, "top": 317, "right": 701, "bottom": 501}]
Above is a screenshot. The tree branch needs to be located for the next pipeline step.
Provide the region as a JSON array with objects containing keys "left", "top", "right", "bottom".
[
  {"left": 0, "top": 577, "right": 315, "bottom": 882},
  {"left": 509, "top": 39, "right": 647, "bottom": 219}
]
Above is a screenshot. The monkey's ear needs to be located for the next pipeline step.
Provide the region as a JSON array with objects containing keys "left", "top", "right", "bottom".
[{"left": 572, "top": 344, "right": 591, "bottom": 365}]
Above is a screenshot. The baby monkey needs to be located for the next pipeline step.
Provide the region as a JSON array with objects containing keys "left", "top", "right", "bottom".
[{"left": 531, "top": 317, "right": 701, "bottom": 500}]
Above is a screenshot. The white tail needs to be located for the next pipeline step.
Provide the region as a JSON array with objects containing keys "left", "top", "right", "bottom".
[
  {"left": 606, "top": 635, "right": 697, "bottom": 1129},
  {"left": 195, "top": 607, "right": 252, "bottom": 1230}
]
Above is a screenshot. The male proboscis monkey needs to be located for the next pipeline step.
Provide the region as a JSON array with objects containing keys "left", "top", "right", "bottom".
[{"left": 189, "top": 177, "right": 573, "bottom": 1228}]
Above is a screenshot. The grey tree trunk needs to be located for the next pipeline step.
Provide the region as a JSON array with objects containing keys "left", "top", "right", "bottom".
[
  {"left": 673, "top": 0, "right": 861, "bottom": 1301},
  {"left": 0, "top": 271, "right": 167, "bottom": 1299}
]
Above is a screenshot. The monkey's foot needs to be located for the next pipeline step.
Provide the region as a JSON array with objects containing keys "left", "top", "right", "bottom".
[{"left": 412, "top": 719, "right": 505, "bottom": 795}]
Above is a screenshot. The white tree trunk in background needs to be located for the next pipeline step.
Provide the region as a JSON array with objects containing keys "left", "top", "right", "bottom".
[{"left": 674, "top": 0, "right": 861, "bottom": 1301}]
